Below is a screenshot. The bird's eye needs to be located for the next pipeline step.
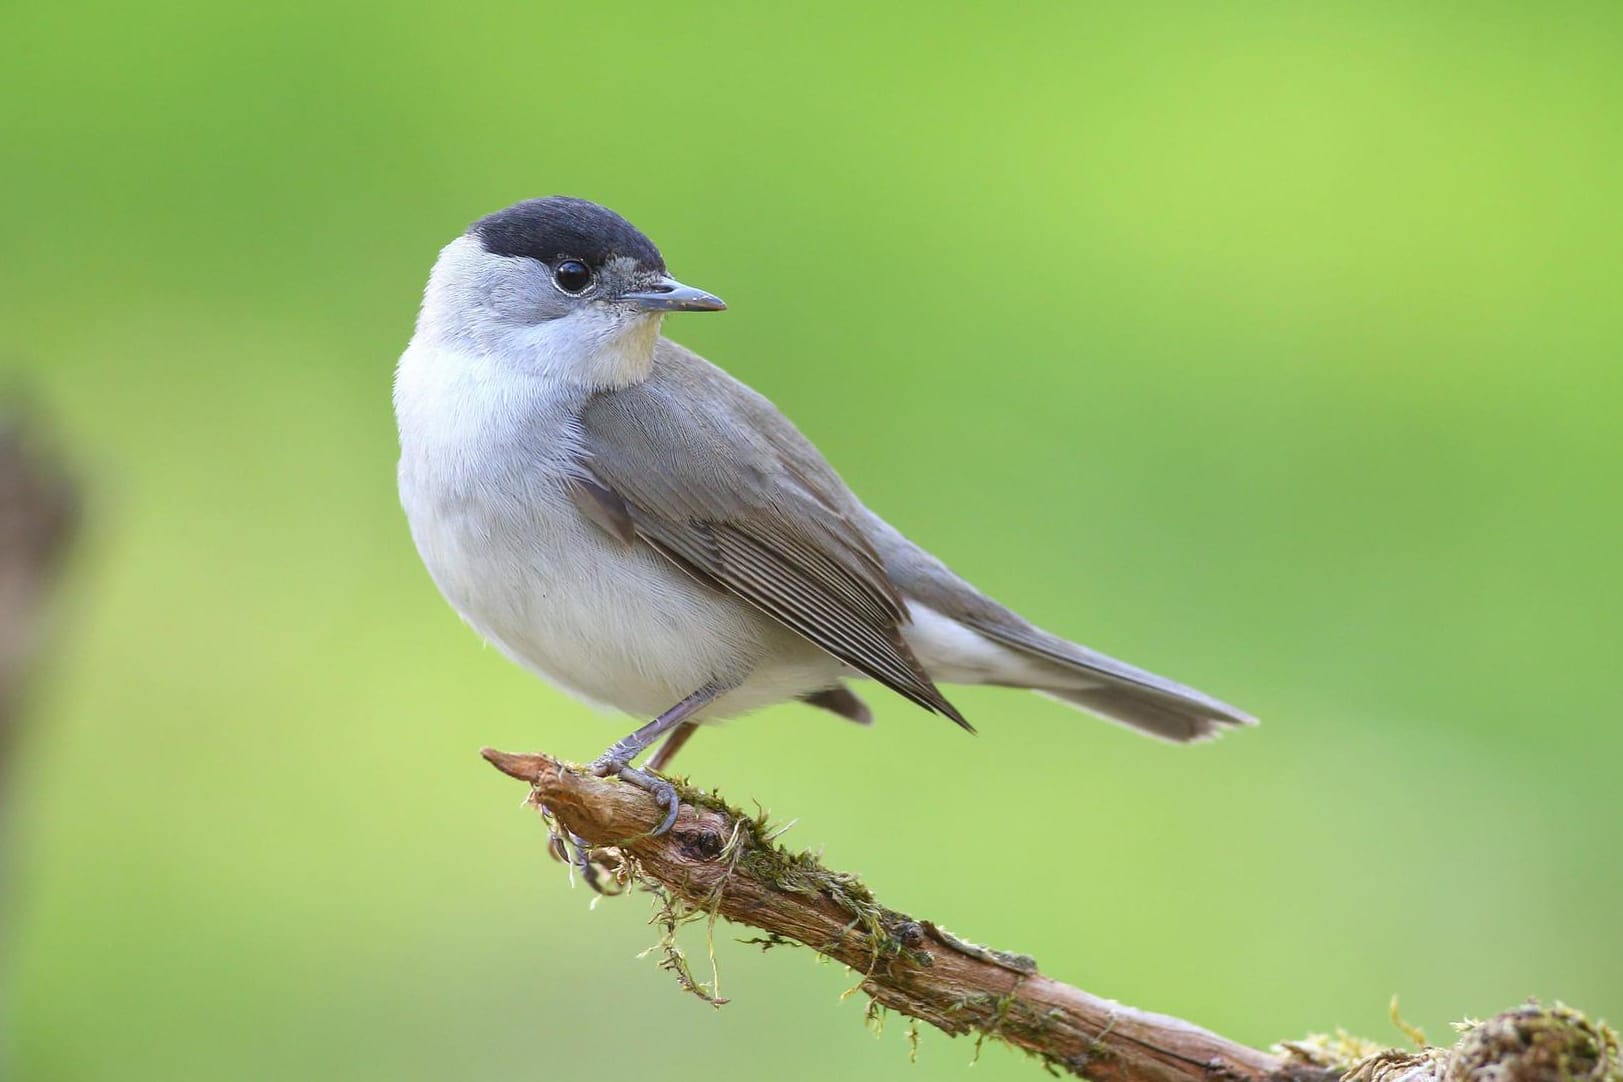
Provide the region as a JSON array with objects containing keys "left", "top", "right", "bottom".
[{"left": 553, "top": 259, "right": 593, "bottom": 295}]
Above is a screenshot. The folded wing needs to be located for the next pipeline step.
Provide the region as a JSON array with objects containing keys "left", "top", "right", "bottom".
[{"left": 570, "top": 342, "right": 968, "bottom": 728}]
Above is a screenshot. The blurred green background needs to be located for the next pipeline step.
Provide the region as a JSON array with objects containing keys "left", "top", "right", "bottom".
[{"left": 4, "top": 1, "right": 1620, "bottom": 1079}]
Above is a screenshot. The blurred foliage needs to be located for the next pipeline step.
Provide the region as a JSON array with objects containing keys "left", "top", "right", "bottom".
[{"left": 2, "top": 1, "right": 1620, "bottom": 1079}]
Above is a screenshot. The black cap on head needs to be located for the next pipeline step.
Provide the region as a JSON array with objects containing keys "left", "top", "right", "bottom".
[{"left": 471, "top": 196, "right": 665, "bottom": 273}]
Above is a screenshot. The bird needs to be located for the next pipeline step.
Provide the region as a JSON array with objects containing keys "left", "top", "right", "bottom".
[{"left": 394, "top": 196, "right": 1255, "bottom": 842}]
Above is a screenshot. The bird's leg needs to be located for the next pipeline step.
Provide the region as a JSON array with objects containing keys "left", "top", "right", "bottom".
[
  {"left": 646, "top": 721, "right": 698, "bottom": 774},
  {"left": 590, "top": 682, "right": 726, "bottom": 836}
]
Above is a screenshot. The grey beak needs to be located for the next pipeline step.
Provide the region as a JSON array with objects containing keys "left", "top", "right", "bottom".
[{"left": 621, "top": 275, "right": 727, "bottom": 312}]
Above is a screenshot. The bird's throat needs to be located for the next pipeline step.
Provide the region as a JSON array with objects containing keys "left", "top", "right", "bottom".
[{"left": 513, "top": 308, "right": 662, "bottom": 389}]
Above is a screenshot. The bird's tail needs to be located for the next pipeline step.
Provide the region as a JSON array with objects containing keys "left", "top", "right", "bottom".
[
  {"left": 1036, "top": 683, "right": 1250, "bottom": 743},
  {"left": 995, "top": 625, "right": 1256, "bottom": 743},
  {"left": 901, "top": 599, "right": 1256, "bottom": 743},
  {"left": 864, "top": 511, "right": 1256, "bottom": 742},
  {"left": 967, "top": 613, "right": 1256, "bottom": 741}
]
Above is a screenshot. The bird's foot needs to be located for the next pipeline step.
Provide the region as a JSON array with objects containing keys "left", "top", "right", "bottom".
[
  {"left": 545, "top": 813, "right": 622, "bottom": 894},
  {"left": 569, "top": 830, "right": 617, "bottom": 894},
  {"left": 589, "top": 757, "right": 682, "bottom": 837}
]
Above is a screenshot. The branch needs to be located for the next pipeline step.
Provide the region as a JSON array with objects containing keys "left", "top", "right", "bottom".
[
  {"left": 482, "top": 749, "right": 1620, "bottom": 1082},
  {"left": 0, "top": 414, "right": 79, "bottom": 780},
  {"left": 0, "top": 410, "right": 80, "bottom": 1078}
]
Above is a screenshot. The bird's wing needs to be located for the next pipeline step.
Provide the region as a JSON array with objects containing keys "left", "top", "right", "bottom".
[{"left": 569, "top": 341, "right": 967, "bottom": 728}]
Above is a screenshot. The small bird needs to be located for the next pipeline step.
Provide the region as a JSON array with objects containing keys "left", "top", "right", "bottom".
[{"left": 395, "top": 196, "right": 1255, "bottom": 836}]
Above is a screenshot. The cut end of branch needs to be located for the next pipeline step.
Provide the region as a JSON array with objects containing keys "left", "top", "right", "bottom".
[{"left": 479, "top": 746, "right": 554, "bottom": 782}]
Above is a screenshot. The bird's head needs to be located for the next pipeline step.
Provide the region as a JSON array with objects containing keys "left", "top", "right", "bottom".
[{"left": 415, "top": 196, "right": 724, "bottom": 386}]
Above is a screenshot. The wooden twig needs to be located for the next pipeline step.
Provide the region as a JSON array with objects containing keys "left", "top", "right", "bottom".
[
  {"left": 0, "top": 411, "right": 80, "bottom": 1077},
  {"left": 481, "top": 751, "right": 1618, "bottom": 1081},
  {"left": 0, "top": 416, "right": 79, "bottom": 779},
  {"left": 482, "top": 748, "right": 1304, "bottom": 1080},
  {"left": 482, "top": 750, "right": 1616, "bottom": 1082}
]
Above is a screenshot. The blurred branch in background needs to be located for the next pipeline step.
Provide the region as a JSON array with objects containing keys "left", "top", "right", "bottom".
[
  {"left": 0, "top": 405, "right": 80, "bottom": 1075},
  {"left": 483, "top": 749, "right": 1620, "bottom": 1082},
  {"left": 0, "top": 409, "right": 79, "bottom": 789}
]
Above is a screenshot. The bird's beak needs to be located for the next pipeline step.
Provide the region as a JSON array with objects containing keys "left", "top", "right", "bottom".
[{"left": 620, "top": 275, "right": 727, "bottom": 312}]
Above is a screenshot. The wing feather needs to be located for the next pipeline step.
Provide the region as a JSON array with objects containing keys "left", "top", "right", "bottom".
[{"left": 575, "top": 342, "right": 967, "bottom": 728}]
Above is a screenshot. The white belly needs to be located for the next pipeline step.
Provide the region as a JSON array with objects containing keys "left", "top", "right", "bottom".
[
  {"left": 404, "top": 471, "right": 844, "bottom": 719},
  {"left": 394, "top": 344, "right": 842, "bottom": 722}
]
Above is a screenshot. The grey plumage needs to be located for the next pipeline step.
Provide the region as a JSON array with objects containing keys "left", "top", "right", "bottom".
[
  {"left": 859, "top": 509, "right": 1255, "bottom": 740},
  {"left": 395, "top": 196, "right": 1256, "bottom": 793},
  {"left": 571, "top": 342, "right": 965, "bottom": 727},
  {"left": 571, "top": 340, "right": 1253, "bottom": 742},
  {"left": 800, "top": 685, "right": 873, "bottom": 725}
]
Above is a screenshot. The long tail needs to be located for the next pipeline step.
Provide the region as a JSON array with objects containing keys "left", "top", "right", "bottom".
[
  {"left": 972, "top": 614, "right": 1256, "bottom": 741},
  {"left": 905, "top": 599, "right": 1255, "bottom": 742},
  {"left": 934, "top": 606, "right": 1259, "bottom": 739},
  {"left": 1035, "top": 683, "right": 1251, "bottom": 743},
  {"left": 860, "top": 510, "right": 1257, "bottom": 743}
]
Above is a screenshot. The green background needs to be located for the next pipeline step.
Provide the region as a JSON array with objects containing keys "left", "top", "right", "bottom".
[{"left": 4, "top": 2, "right": 1620, "bottom": 1079}]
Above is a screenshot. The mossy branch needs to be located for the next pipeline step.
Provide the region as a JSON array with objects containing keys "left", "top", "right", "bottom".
[{"left": 482, "top": 749, "right": 1619, "bottom": 1082}]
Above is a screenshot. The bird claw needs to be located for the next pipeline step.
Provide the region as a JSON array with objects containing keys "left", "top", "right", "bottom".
[
  {"left": 545, "top": 813, "right": 621, "bottom": 894},
  {"left": 590, "top": 757, "right": 682, "bottom": 837},
  {"left": 569, "top": 830, "right": 615, "bottom": 894},
  {"left": 552, "top": 752, "right": 679, "bottom": 895}
]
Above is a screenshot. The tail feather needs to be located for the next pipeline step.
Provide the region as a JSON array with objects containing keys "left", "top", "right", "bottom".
[
  {"left": 898, "top": 597, "right": 1256, "bottom": 743},
  {"left": 857, "top": 507, "right": 1257, "bottom": 744},
  {"left": 1037, "top": 686, "right": 1243, "bottom": 743},
  {"left": 974, "top": 622, "right": 1257, "bottom": 743}
]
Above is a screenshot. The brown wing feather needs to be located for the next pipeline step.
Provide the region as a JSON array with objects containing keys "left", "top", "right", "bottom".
[{"left": 575, "top": 342, "right": 967, "bottom": 729}]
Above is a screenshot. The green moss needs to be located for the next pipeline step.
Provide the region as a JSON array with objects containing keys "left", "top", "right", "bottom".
[
  {"left": 1277, "top": 997, "right": 1436, "bottom": 1074},
  {"left": 1444, "top": 1002, "right": 1620, "bottom": 1082},
  {"left": 1278, "top": 1002, "right": 1619, "bottom": 1082},
  {"left": 863, "top": 997, "right": 887, "bottom": 1038},
  {"left": 662, "top": 778, "right": 933, "bottom": 972},
  {"left": 943, "top": 984, "right": 1083, "bottom": 1075},
  {"left": 568, "top": 774, "right": 1062, "bottom": 1066},
  {"left": 564, "top": 776, "right": 933, "bottom": 1005},
  {"left": 1276, "top": 1030, "right": 1392, "bottom": 1071},
  {"left": 638, "top": 882, "right": 728, "bottom": 1007},
  {"left": 972, "top": 990, "right": 1023, "bottom": 1063}
]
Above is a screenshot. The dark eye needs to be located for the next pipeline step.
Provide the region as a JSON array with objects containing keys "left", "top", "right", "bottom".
[{"left": 553, "top": 259, "right": 592, "bottom": 295}]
